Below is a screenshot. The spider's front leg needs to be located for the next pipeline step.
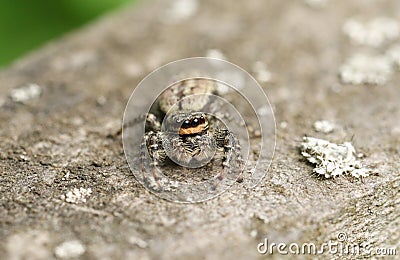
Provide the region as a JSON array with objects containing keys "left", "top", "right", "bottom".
[
  {"left": 215, "top": 129, "right": 244, "bottom": 183},
  {"left": 141, "top": 131, "right": 167, "bottom": 185}
]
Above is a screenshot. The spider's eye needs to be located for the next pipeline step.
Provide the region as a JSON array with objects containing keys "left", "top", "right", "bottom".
[
  {"left": 199, "top": 116, "right": 205, "bottom": 124},
  {"left": 191, "top": 118, "right": 199, "bottom": 127},
  {"left": 182, "top": 120, "right": 190, "bottom": 128}
]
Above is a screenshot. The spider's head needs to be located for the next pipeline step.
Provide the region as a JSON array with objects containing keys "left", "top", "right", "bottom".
[{"left": 165, "top": 112, "right": 209, "bottom": 135}]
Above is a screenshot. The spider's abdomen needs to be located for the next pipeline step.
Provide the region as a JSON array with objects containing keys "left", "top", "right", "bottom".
[{"left": 159, "top": 79, "right": 216, "bottom": 113}]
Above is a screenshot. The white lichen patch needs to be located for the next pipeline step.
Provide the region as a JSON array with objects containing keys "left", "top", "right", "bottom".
[
  {"left": 301, "top": 137, "right": 369, "bottom": 178},
  {"left": 214, "top": 70, "right": 245, "bottom": 93},
  {"left": 386, "top": 44, "right": 400, "bottom": 68},
  {"left": 313, "top": 120, "right": 335, "bottom": 133},
  {"left": 10, "top": 83, "right": 42, "bottom": 104},
  {"left": 128, "top": 236, "right": 149, "bottom": 249},
  {"left": 206, "top": 49, "right": 227, "bottom": 60},
  {"left": 54, "top": 240, "right": 85, "bottom": 259},
  {"left": 252, "top": 61, "right": 272, "bottom": 83},
  {"left": 343, "top": 17, "right": 400, "bottom": 47},
  {"left": 257, "top": 106, "right": 272, "bottom": 116},
  {"left": 164, "top": 0, "right": 198, "bottom": 24},
  {"left": 149, "top": 178, "right": 180, "bottom": 192},
  {"left": 123, "top": 62, "right": 144, "bottom": 77},
  {"left": 280, "top": 121, "right": 288, "bottom": 129},
  {"left": 339, "top": 54, "right": 392, "bottom": 85},
  {"left": 62, "top": 187, "right": 92, "bottom": 204}
]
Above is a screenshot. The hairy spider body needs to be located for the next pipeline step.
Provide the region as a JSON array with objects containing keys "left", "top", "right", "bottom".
[{"left": 141, "top": 78, "right": 244, "bottom": 185}]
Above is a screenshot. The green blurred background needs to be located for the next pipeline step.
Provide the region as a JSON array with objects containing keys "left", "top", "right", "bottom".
[{"left": 0, "top": 0, "right": 137, "bottom": 68}]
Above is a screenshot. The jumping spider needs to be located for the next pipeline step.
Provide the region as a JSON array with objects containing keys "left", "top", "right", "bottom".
[{"left": 140, "top": 78, "right": 244, "bottom": 185}]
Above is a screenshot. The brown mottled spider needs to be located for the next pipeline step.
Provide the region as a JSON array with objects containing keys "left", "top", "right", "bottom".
[{"left": 140, "top": 78, "right": 244, "bottom": 185}]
